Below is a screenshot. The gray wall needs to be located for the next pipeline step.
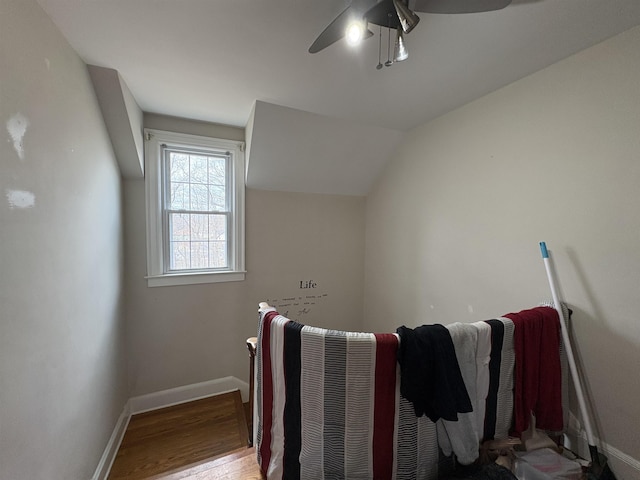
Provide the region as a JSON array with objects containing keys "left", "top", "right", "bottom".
[
  {"left": 0, "top": 0, "right": 128, "bottom": 478},
  {"left": 124, "top": 114, "right": 366, "bottom": 396},
  {"left": 364, "top": 26, "right": 640, "bottom": 478}
]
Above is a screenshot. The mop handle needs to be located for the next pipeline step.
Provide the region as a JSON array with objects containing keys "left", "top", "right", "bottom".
[{"left": 539, "top": 242, "right": 597, "bottom": 446}]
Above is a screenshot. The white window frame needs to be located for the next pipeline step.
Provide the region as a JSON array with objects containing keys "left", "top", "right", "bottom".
[{"left": 144, "top": 128, "right": 245, "bottom": 287}]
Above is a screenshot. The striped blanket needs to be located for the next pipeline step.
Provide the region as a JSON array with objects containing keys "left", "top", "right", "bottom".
[
  {"left": 255, "top": 309, "right": 438, "bottom": 480},
  {"left": 254, "top": 306, "right": 565, "bottom": 479}
]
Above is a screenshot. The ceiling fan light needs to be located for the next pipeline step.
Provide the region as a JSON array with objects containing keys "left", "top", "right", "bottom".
[
  {"left": 392, "top": 0, "right": 420, "bottom": 34},
  {"left": 345, "top": 20, "right": 366, "bottom": 46},
  {"left": 394, "top": 28, "right": 409, "bottom": 62}
]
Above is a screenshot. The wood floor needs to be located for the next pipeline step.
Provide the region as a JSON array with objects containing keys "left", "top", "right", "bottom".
[{"left": 108, "top": 391, "right": 263, "bottom": 479}]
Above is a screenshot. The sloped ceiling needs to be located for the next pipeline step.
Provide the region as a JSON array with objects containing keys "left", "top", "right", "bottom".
[{"left": 246, "top": 101, "right": 404, "bottom": 196}]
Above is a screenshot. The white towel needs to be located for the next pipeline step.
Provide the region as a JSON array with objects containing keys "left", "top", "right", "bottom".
[
  {"left": 436, "top": 322, "right": 480, "bottom": 465},
  {"left": 474, "top": 321, "right": 492, "bottom": 440},
  {"left": 267, "top": 315, "right": 289, "bottom": 480}
]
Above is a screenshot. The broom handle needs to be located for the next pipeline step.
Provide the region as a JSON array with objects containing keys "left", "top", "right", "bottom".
[{"left": 539, "top": 242, "right": 597, "bottom": 447}]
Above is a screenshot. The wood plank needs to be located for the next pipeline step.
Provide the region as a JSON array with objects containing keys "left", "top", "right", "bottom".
[
  {"left": 108, "top": 391, "right": 250, "bottom": 479},
  {"left": 150, "top": 447, "right": 263, "bottom": 480}
]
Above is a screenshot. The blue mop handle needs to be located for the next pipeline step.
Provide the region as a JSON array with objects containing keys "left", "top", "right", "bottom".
[
  {"left": 539, "top": 241, "right": 549, "bottom": 259},
  {"left": 539, "top": 241, "right": 597, "bottom": 448}
]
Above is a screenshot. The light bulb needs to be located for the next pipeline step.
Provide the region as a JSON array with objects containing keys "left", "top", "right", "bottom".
[{"left": 345, "top": 21, "right": 365, "bottom": 46}]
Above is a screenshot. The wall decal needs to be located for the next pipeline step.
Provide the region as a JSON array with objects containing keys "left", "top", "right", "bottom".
[{"left": 265, "top": 280, "right": 328, "bottom": 321}]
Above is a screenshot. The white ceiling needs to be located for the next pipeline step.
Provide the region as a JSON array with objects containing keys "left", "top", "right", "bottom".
[{"left": 36, "top": 0, "right": 640, "bottom": 193}]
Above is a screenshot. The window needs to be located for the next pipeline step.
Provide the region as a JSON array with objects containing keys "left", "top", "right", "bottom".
[{"left": 144, "top": 129, "right": 245, "bottom": 287}]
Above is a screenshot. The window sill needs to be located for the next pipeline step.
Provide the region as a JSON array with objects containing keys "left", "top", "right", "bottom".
[{"left": 146, "top": 270, "right": 246, "bottom": 287}]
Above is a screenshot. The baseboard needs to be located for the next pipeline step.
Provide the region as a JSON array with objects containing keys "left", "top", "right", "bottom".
[
  {"left": 565, "top": 425, "right": 640, "bottom": 479},
  {"left": 92, "top": 403, "right": 131, "bottom": 480},
  {"left": 93, "top": 376, "right": 250, "bottom": 480},
  {"left": 129, "top": 376, "right": 250, "bottom": 414}
]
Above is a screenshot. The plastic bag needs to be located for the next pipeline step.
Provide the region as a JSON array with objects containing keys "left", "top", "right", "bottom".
[{"left": 514, "top": 448, "right": 583, "bottom": 480}]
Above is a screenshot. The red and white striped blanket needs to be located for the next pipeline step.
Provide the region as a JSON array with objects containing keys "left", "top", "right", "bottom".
[
  {"left": 254, "top": 306, "right": 564, "bottom": 480},
  {"left": 255, "top": 309, "right": 438, "bottom": 480}
]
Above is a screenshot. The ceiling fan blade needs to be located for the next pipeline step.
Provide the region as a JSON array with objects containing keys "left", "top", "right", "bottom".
[
  {"left": 412, "top": 0, "right": 511, "bottom": 14},
  {"left": 309, "top": 5, "right": 360, "bottom": 53}
]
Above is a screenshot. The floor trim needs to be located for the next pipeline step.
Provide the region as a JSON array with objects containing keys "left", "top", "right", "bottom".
[
  {"left": 92, "top": 404, "right": 131, "bottom": 480},
  {"left": 566, "top": 425, "right": 640, "bottom": 478},
  {"left": 129, "top": 376, "right": 249, "bottom": 414}
]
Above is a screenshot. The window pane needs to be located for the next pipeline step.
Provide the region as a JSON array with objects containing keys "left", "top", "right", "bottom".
[
  {"left": 190, "top": 214, "right": 209, "bottom": 240},
  {"left": 190, "top": 241, "right": 209, "bottom": 269},
  {"left": 170, "top": 213, "right": 190, "bottom": 241},
  {"left": 209, "top": 215, "right": 227, "bottom": 241},
  {"left": 209, "top": 241, "right": 227, "bottom": 268},
  {"left": 190, "top": 155, "right": 208, "bottom": 184},
  {"left": 190, "top": 183, "right": 209, "bottom": 211},
  {"left": 169, "top": 153, "right": 189, "bottom": 182},
  {"left": 167, "top": 214, "right": 228, "bottom": 271},
  {"left": 170, "top": 241, "right": 190, "bottom": 270},
  {"left": 208, "top": 185, "right": 226, "bottom": 211},
  {"left": 208, "top": 157, "right": 226, "bottom": 185},
  {"left": 170, "top": 182, "right": 189, "bottom": 210}
]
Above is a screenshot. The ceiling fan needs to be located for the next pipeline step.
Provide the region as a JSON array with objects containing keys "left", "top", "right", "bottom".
[{"left": 309, "top": 0, "right": 512, "bottom": 60}]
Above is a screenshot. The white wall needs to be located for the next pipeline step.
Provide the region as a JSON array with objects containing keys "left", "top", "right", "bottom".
[
  {"left": 124, "top": 114, "right": 366, "bottom": 396},
  {"left": 364, "top": 26, "right": 640, "bottom": 478},
  {"left": 0, "top": 0, "right": 127, "bottom": 478}
]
